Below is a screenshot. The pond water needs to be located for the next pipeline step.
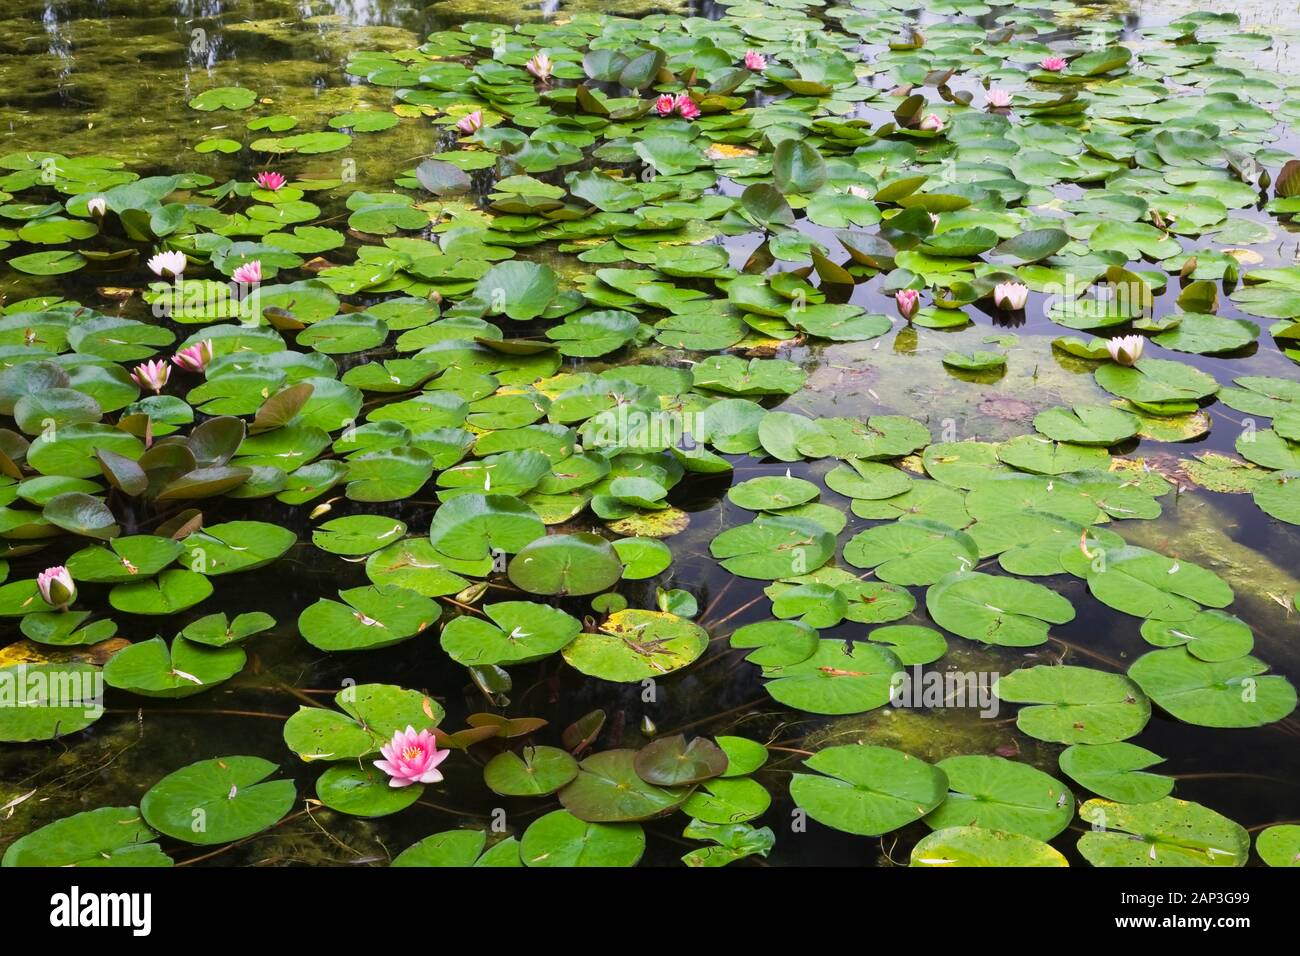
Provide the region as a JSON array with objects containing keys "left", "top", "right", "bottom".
[{"left": 2, "top": 0, "right": 1300, "bottom": 868}]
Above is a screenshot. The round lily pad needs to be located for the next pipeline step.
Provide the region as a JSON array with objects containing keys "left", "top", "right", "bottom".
[
  {"left": 440, "top": 601, "right": 580, "bottom": 666},
  {"left": 484, "top": 746, "right": 579, "bottom": 797},
  {"left": 508, "top": 532, "right": 623, "bottom": 596},
  {"left": 1128, "top": 648, "right": 1297, "bottom": 728},
  {"left": 1059, "top": 743, "right": 1173, "bottom": 804},
  {"left": 995, "top": 664, "right": 1151, "bottom": 744},
  {"left": 312, "top": 515, "right": 408, "bottom": 556},
  {"left": 1077, "top": 797, "right": 1248, "bottom": 867},
  {"left": 790, "top": 745, "right": 947, "bottom": 837},
  {"left": 1256, "top": 825, "right": 1300, "bottom": 867},
  {"left": 709, "top": 514, "right": 835, "bottom": 580},
  {"left": 140, "top": 756, "right": 295, "bottom": 845},
  {"left": 926, "top": 571, "right": 1075, "bottom": 647},
  {"left": 844, "top": 519, "right": 977, "bottom": 586},
  {"left": 925, "top": 755, "right": 1074, "bottom": 841},
  {"left": 1139, "top": 609, "right": 1253, "bottom": 661},
  {"left": 315, "top": 764, "right": 421, "bottom": 817},
  {"left": 633, "top": 735, "right": 727, "bottom": 787},
  {"left": 1, "top": 806, "right": 170, "bottom": 868},
  {"left": 0, "top": 663, "right": 103, "bottom": 741},
  {"left": 520, "top": 809, "right": 644, "bottom": 867},
  {"left": 298, "top": 585, "right": 438, "bottom": 652},
  {"left": 910, "top": 827, "right": 1067, "bottom": 867},
  {"left": 762, "top": 640, "right": 902, "bottom": 715},
  {"left": 103, "top": 636, "right": 245, "bottom": 698},
  {"left": 562, "top": 609, "right": 707, "bottom": 682},
  {"left": 726, "top": 475, "right": 820, "bottom": 511},
  {"left": 109, "top": 569, "right": 213, "bottom": 616},
  {"left": 558, "top": 749, "right": 691, "bottom": 822}
]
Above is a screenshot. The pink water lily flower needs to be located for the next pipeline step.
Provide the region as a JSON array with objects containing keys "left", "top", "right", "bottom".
[
  {"left": 744, "top": 49, "right": 766, "bottom": 70},
  {"left": 456, "top": 110, "right": 484, "bottom": 134},
  {"left": 673, "top": 93, "right": 700, "bottom": 121},
  {"left": 172, "top": 339, "right": 215, "bottom": 374},
  {"left": 37, "top": 566, "right": 76, "bottom": 611},
  {"left": 231, "top": 260, "right": 263, "bottom": 285},
  {"left": 255, "top": 171, "right": 286, "bottom": 192},
  {"left": 896, "top": 288, "right": 920, "bottom": 321},
  {"left": 986, "top": 88, "right": 1012, "bottom": 109},
  {"left": 847, "top": 185, "right": 872, "bottom": 199},
  {"left": 1107, "top": 334, "right": 1145, "bottom": 366},
  {"left": 918, "top": 113, "right": 944, "bottom": 132},
  {"left": 87, "top": 196, "right": 107, "bottom": 218},
  {"left": 994, "top": 281, "right": 1029, "bottom": 310},
  {"left": 1040, "top": 56, "right": 1067, "bottom": 72},
  {"left": 374, "top": 726, "right": 450, "bottom": 788},
  {"left": 146, "top": 250, "right": 187, "bottom": 279},
  {"left": 655, "top": 94, "right": 676, "bottom": 116},
  {"left": 526, "top": 52, "right": 553, "bottom": 81},
  {"left": 131, "top": 359, "right": 171, "bottom": 394}
]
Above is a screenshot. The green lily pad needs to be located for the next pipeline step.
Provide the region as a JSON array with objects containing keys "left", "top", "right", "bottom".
[
  {"left": 440, "top": 601, "right": 580, "bottom": 666},
  {"left": 315, "top": 764, "right": 422, "bottom": 818},
  {"left": 1078, "top": 798, "right": 1248, "bottom": 867},
  {"left": 283, "top": 683, "right": 443, "bottom": 762},
  {"left": 562, "top": 609, "right": 707, "bottom": 682},
  {"left": 0, "top": 663, "right": 103, "bottom": 741},
  {"left": 298, "top": 585, "right": 438, "bottom": 652},
  {"left": 508, "top": 532, "right": 622, "bottom": 596},
  {"left": 995, "top": 665, "right": 1151, "bottom": 744},
  {"left": 103, "top": 636, "right": 245, "bottom": 698},
  {"left": 1256, "top": 825, "right": 1300, "bottom": 867},
  {"left": 520, "top": 809, "right": 644, "bottom": 867},
  {"left": 926, "top": 571, "right": 1075, "bottom": 647},
  {"left": 1, "top": 806, "right": 170, "bottom": 868},
  {"left": 910, "top": 827, "right": 1067, "bottom": 867},
  {"left": 762, "top": 640, "right": 902, "bottom": 715},
  {"left": 484, "top": 746, "right": 579, "bottom": 797},
  {"left": 790, "top": 745, "right": 947, "bottom": 837},
  {"left": 109, "top": 569, "right": 213, "bottom": 616},
  {"left": 140, "top": 755, "right": 295, "bottom": 845},
  {"left": 844, "top": 519, "right": 977, "bottom": 586},
  {"left": 925, "top": 755, "right": 1074, "bottom": 841},
  {"left": 1059, "top": 743, "right": 1174, "bottom": 804},
  {"left": 559, "top": 749, "right": 690, "bottom": 822},
  {"left": 1128, "top": 648, "right": 1297, "bottom": 728}
]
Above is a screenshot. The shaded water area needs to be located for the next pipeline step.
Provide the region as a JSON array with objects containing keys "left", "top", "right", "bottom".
[{"left": 1, "top": 0, "right": 1300, "bottom": 867}]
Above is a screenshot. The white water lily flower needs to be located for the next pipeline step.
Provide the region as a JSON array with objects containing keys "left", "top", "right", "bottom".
[
  {"left": 1106, "top": 334, "right": 1145, "bottom": 366},
  {"left": 147, "top": 250, "right": 187, "bottom": 279},
  {"left": 993, "top": 281, "right": 1029, "bottom": 310}
]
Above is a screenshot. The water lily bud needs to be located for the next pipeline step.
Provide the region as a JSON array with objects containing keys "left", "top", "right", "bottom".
[
  {"left": 895, "top": 288, "right": 920, "bottom": 321},
  {"left": 37, "top": 566, "right": 76, "bottom": 610},
  {"left": 640, "top": 715, "right": 658, "bottom": 738}
]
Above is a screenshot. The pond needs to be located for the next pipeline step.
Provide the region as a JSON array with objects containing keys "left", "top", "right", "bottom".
[{"left": 1, "top": 0, "right": 1299, "bottom": 869}]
